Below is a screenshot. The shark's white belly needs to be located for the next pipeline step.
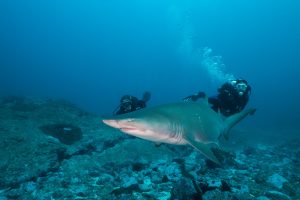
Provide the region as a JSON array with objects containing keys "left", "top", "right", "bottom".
[{"left": 130, "top": 128, "right": 188, "bottom": 145}]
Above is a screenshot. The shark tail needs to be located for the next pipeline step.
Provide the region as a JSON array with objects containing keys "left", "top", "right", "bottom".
[{"left": 223, "top": 108, "right": 256, "bottom": 140}]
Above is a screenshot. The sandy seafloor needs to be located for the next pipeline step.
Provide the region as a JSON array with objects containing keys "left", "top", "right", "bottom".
[{"left": 0, "top": 96, "right": 299, "bottom": 200}]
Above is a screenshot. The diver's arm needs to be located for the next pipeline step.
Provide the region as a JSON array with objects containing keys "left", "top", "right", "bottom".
[
  {"left": 183, "top": 91, "right": 206, "bottom": 102},
  {"left": 208, "top": 96, "right": 220, "bottom": 112}
]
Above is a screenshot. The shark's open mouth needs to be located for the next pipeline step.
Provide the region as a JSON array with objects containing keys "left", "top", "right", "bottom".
[
  {"left": 120, "top": 126, "right": 147, "bottom": 133},
  {"left": 120, "top": 127, "right": 136, "bottom": 131}
]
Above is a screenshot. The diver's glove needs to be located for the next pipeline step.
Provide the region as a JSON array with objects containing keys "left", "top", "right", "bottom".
[{"left": 183, "top": 92, "right": 206, "bottom": 102}]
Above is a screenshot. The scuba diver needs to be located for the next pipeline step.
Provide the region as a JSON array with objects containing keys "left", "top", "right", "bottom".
[
  {"left": 183, "top": 79, "right": 251, "bottom": 117},
  {"left": 113, "top": 91, "right": 151, "bottom": 115}
]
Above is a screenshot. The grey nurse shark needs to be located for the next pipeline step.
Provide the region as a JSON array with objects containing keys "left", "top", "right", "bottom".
[{"left": 102, "top": 99, "right": 256, "bottom": 164}]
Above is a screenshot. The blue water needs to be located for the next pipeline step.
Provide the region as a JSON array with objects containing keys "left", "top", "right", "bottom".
[{"left": 0, "top": 0, "right": 299, "bottom": 133}]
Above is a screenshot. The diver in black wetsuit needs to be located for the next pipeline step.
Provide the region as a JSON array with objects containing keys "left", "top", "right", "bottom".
[
  {"left": 183, "top": 79, "right": 251, "bottom": 117},
  {"left": 114, "top": 92, "right": 151, "bottom": 115}
]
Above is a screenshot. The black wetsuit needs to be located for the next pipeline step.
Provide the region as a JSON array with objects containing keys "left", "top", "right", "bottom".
[
  {"left": 209, "top": 82, "right": 251, "bottom": 116},
  {"left": 183, "top": 82, "right": 251, "bottom": 116},
  {"left": 115, "top": 96, "right": 146, "bottom": 115}
]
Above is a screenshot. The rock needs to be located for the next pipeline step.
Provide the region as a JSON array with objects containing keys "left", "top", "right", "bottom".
[
  {"left": 150, "top": 173, "right": 164, "bottom": 183},
  {"left": 184, "top": 151, "right": 201, "bottom": 172},
  {"left": 122, "top": 176, "right": 138, "bottom": 188},
  {"left": 282, "top": 182, "right": 296, "bottom": 196},
  {"left": 143, "top": 191, "right": 171, "bottom": 200},
  {"left": 111, "top": 184, "right": 140, "bottom": 196},
  {"left": 265, "top": 191, "right": 291, "bottom": 200},
  {"left": 267, "top": 173, "right": 288, "bottom": 189},
  {"left": 95, "top": 173, "right": 115, "bottom": 186},
  {"left": 138, "top": 176, "right": 152, "bottom": 191},
  {"left": 240, "top": 185, "right": 249, "bottom": 193},
  {"left": 5, "top": 188, "right": 23, "bottom": 199},
  {"left": 132, "top": 162, "right": 147, "bottom": 171},
  {"left": 170, "top": 179, "right": 198, "bottom": 200},
  {"left": 39, "top": 123, "right": 83, "bottom": 145},
  {"left": 257, "top": 144, "right": 268, "bottom": 151},
  {"left": 73, "top": 185, "right": 88, "bottom": 197},
  {"left": 202, "top": 189, "right": 236, "bottom": 200},
  {"left": 243, "top": 146, "right": 258, "bottom": 155},
  {"left": 207, "top": 179, "right": 222, "bottom": 188},
  {"left": 221, "top": 180, "right": 231, "bottom": 192},
  {"left": 161, "top": 162, "right": 182, "bottom": 181},
  {"left": 256, "top": 196, "right": 270, "bottom": 200},
  {"left": 21, "top": 181, "right": 37, "bottom": 192}
]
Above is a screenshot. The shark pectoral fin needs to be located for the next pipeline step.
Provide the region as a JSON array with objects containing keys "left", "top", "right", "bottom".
[{"left": 186, "top": 137, "right": 220, "bottom": 165}]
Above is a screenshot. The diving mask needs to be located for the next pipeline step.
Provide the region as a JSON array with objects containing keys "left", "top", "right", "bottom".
[{"left": 236, "top": 83, "right": 247, "bottom": 96}]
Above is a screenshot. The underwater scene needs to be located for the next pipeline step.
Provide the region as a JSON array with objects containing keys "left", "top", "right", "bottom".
[{"left": 0, "top": 0, "right": 300, "bottom": 199}]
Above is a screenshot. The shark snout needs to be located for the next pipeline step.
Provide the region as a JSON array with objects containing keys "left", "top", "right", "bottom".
[
  {"left": 102, "top": 119, "right": 121, "bottom": 128},
  {"left": 103, "top": 119, "right": 140, "bottom": 132}
]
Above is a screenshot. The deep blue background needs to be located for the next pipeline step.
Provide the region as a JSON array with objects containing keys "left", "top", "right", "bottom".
[{"left": 0, "top": 0, "right": 299, "bottom": 133}]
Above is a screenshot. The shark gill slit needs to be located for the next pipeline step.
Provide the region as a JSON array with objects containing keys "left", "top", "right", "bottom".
[{"left": 169, "top": 121, "right": 183, "bottom": 143}]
